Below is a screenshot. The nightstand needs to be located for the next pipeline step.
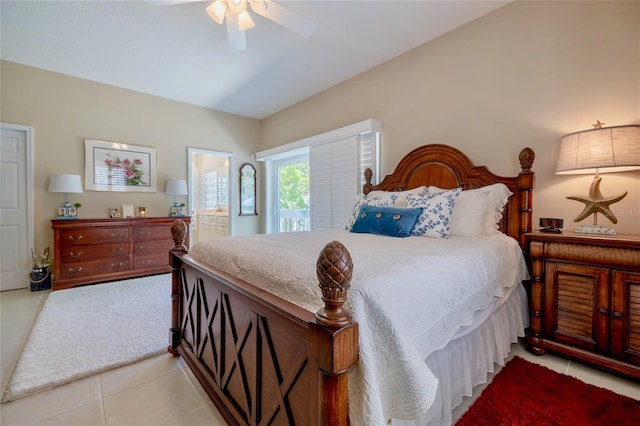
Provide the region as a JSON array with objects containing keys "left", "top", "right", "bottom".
[{"left": 525, "top": 231, "right": 640, "bottom": 379}]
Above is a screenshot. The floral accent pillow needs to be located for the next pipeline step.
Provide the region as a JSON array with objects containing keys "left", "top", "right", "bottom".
[
  {"left": 405, "top": 188, "right": 462, "bottom": 238},
  {"left": 346, "top": 193, "right": 396, "bottom": 230}
]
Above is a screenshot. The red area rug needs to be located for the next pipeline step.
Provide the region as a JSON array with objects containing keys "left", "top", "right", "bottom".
[{"left": 457, "top": 356, "right": 639, "bottom": 425}]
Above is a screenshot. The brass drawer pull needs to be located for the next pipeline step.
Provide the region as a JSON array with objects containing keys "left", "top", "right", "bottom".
[
  {"left": 139, "top": 231, "right": 152, "bottom": 237},
  {"left": 68, "top": 251, "right": 83, "bottom": 258},
  {"left": 68, "top": 235, "right": 83, "bottom": 241},
  {"left": 68, "top": 266, "right": 83, "bottom": 273},
  {"left": 139, "top": 245, "right": 151, "bottom": 251},
  {"left": 112, "top": 248, "right": 123, "bottom": 253},
  {"left": 613, "top": 312, "right": 623, "bottom": 319},
  {"left": 111, "top": 262, "right": 125, "bottom": 268},
  {"left": 598, "top": 308, "right": 608, "bottom": 315},
  {"left": 111, "top": 233, "right": 124, "bottom": 238}
]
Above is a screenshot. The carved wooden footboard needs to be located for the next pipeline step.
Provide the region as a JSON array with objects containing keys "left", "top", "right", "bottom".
[{"left": 169, "top": 220, "right": 357, "bottom": 425}]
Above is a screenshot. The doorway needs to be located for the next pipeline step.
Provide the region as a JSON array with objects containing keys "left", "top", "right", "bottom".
[
  {"left": 1, "top": 123, "right": 34, "bottom": 291},
  {"left": 188, "top": 148, "right": 233, "bottom": 244}
]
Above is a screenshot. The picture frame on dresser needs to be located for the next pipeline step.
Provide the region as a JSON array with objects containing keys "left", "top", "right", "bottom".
[
  {"left": 122, "top": 204, "right": 134, "bottom": 218},
  {"left": 84, "top": 139, "right": 157, "bottom": 192}
]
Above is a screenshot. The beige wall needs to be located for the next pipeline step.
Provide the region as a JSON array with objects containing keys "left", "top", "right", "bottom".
[
  {"left": 261, "top": 0, "right": 640, "bottom": 234},
  {"left": 1, "top": 61, "right": 262, "bottom": 254}
]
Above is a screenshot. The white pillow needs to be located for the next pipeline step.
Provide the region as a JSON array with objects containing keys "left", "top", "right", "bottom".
[
  {"left": 405, "top": 188, "right": 461, "bottom": 238},
  {"left": 429, "top": 184, "right": 512, "bottom": 235},
  {"left": 346, "top": 187, "right": 428, "bottom": 229}
]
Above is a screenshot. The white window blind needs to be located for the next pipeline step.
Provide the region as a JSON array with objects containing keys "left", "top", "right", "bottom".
[
  {"left": 257, "top": 119, "right": 381, "bottom": 233},
  {"left": 310, "top": 132, "right": 379, "bottom": 230}
]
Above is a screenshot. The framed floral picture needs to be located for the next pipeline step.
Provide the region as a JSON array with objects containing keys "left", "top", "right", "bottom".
[{"left": 85, "top": 139, "right": 157, "bottom": 192}]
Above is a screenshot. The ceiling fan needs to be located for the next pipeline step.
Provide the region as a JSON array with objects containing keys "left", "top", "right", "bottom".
[{"left": 153, "top": 0, "right": 317, "bottom": 51}]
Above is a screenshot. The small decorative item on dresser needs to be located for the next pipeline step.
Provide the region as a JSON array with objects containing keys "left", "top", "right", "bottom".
[
  {"left": 122, "top": 204, "right": 134, "bottom": 218},
  {"left": 136, "top": 206, "right": 147, "bottom": 217},
  {"left": 109, "top": 208, "right": 121, "bottom": 218}
]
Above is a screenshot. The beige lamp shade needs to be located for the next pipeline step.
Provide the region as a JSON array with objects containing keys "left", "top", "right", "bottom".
[
  {"left": 556, "top": 125, "right": 640, "bottom": 175},
  {"left": 48, "top": 174, "right": 83, "bottom": 193},
  {"left": 165, "top": 179, "right": 188, "bottom": 195}
]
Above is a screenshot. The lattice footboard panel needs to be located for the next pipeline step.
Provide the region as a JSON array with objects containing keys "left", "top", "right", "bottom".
[{"left": 178, "top": 268, "right": 317, "bottom": 425}]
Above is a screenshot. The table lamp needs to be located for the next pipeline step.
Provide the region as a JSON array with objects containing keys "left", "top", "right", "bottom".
[
  {"left": 165, "top": 179, "right": 188, "bottom": 216},
  {"left": 555, "top": 122, "right": 640, "bottom": 235},
  {"left": 48, "top": 174, "right": 83, "bottom": 219}
]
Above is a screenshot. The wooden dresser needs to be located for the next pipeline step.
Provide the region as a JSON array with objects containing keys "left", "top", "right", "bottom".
[
  {"left": 526, "top": 231, "right": 640, "bottom": 379},
  {"left": 51, "top": 217, "right": 190, "bottom": 290}
]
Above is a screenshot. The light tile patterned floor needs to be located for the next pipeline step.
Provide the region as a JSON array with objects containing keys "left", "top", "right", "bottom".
[{"left": 1, "top": 287, "right": 638, "bottom": 425}]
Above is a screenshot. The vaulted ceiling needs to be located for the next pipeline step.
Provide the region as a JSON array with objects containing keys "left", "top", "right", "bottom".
[{"left": 1, "top": 1, "right": 509, "bottom": 119}]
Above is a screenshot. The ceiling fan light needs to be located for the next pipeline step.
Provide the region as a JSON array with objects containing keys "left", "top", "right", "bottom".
[
  {"left": 237, "top": 10, "right": 255, "bottom": 31},
  {"left": 206, "top": 1, "right": 227, "bottom": 25},
  {"left": 227, "top": 0, "right": 247, "bottom": 15}
]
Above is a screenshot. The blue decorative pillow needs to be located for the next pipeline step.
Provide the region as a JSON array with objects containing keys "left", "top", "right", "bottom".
[
  {"left": 405, "top": 188, "right": 461, "bottom": 238},
  {"left": 350, "top": 205, "right": 423, "bottom": 238}
]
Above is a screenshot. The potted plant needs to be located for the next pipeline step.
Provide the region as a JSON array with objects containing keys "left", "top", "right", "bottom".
[{"left": 29, "top": 247, "right": 53, "bottom": 291}]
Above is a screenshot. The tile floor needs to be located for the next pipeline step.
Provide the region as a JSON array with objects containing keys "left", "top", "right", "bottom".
[{"left": 1, "top": 287, "right": 638, "bottom": 426}]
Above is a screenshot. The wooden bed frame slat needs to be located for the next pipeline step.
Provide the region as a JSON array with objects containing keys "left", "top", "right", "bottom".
[{"left": 168, "top": 144, "right": 535, "bottom": 425}]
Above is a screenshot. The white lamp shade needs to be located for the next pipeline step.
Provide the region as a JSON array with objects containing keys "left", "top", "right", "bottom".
[
  {"left": 165, "top": 179, "right": 188, "bottom": 195},
  {"left": 556, "top": 125, "right": 640, "bottom": 175},
  {"left": 48, "top": 174, "right": 83, "bottom": 193}
]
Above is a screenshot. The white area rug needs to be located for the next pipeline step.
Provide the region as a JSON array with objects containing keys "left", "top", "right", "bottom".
[{"left": 2, "top": 274, "right": 171, "bottom": 403}]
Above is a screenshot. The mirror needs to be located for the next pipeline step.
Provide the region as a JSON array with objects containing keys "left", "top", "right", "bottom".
[
  {"left": 188, "top": 148, "right": 233, "bottom": 243},
  {"left": 239, "top": 163, "right": 257, "bottom": 216}
]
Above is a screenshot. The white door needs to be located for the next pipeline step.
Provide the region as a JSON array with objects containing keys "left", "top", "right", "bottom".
[{"left": 1, "top": 123, "right": 34, "bottom": 291}]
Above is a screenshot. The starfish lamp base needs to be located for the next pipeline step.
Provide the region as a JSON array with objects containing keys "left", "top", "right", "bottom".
[{"left": 575, "top": 224, "right": 616, "bottom": 235}]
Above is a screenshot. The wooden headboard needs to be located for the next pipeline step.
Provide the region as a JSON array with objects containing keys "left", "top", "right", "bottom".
[{"left": 363, "top": 144, "right": 535, "bottom": 250}]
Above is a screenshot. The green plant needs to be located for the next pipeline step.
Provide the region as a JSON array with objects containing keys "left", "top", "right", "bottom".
[{"left": 74, "top": 202, "right": 82, "bottom": 208}]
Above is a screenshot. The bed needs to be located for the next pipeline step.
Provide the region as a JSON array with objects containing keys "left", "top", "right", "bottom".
[{"left": 168, "top": 143, "right": 535, "bottom": 425}]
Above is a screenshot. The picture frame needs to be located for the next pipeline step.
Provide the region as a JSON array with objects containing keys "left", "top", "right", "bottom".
[
  {"left": 85, "top": 139, "right": 157, "bottom": 192},
  {"left": 109, "top": 208, "right": 121, "bottom": 218},
  {"left": 122, "top": 204, "right": 135, "bottom": 218},
  {"left": 136, "top": 206, "right": 147, "bottom": 217},
  {"left": 239, "top": 163, "right": 257, "bottom": 216}
]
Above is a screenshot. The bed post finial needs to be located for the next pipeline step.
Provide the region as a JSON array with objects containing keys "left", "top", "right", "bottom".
[
  {"left": 363, "top": 167, "right": 373, "bottom": 194},
  {"left": 315, "top": 241, "right": 353, "bottom": 327},
  {"left": 519, "top": 147, "right": 535, "bottom": 174},
  {"left": 170, "top": 219, "right": 188, "bottom": 252}
]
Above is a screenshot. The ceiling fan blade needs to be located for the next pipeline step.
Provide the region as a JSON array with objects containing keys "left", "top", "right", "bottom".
[
  {"left": 226, "top": 15, "right": 247, "bottom": 51},
  {"left": 250, "top": 0, "right": 316, "bottom": 38}
]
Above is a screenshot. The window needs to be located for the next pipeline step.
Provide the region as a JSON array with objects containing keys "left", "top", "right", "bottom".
[{"left": 256, "top": 120, "right": 380, "bottom": 233}]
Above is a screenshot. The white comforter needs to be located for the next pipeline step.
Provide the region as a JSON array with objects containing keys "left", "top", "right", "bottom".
[{"left": 188, "top": 230, "right": 529, "bottom": 425}]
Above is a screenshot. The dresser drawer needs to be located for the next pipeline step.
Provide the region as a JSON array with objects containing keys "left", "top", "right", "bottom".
[
  {"left": 61, "top": 227, "right": 131, "bottom": 246},
  {"left": 133, "top": 226, "right": 170, "bottom": 241},
  {"left": 133, "top": 238, "right": 173, "bottom": 255},
  {"left": 59, "top": 258, "right": 131, "bottom": 280},
  {"left": 60, "top": 243, "right": 130, "bottom": 263},
  {"left": 134, "top": 254, "right": 170, "bottom": 270}
]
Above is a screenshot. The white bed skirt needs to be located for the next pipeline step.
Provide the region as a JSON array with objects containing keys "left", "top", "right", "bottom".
[{"left": 391, "top": 282, "right": 529, "bottom": 426}]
